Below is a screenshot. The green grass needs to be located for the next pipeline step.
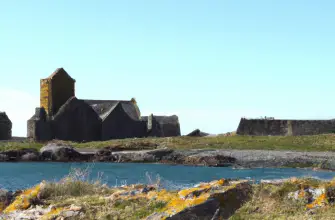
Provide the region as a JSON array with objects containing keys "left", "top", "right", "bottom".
[
  {"left": 39, "top": 167, "right": 114, "bottom": 200},
  {"left": 230, "top": 178, "right": 335, "bottom": 220},
  {"left": 2, "top": 134, "right": 335, "bottom": 152},
  {"left": 0, "top": 140, "right": 43, "bottom": 152}
]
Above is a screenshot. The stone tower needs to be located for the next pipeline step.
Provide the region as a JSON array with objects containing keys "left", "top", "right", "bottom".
[{"left": 40, "top": 68, "right": 76, "bottom": 116}]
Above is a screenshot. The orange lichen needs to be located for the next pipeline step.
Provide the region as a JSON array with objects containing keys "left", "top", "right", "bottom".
[
  {"left": 145, "top": 179, "right": 230, "bottom": 216},
  {"left": 3, "top": 183, "right": 42, "bottom": 214},
  {"left": 163, "top": 193, "right": 210, "bottom": 215},
  {"left": 147, "top": 189, "right": 176, "bottom": 202},
  {"left": 298, "top": 188, "right": 305, "bottom": 198},
  {"left": 105, "top": 178, "right": 242, "bottom": 219},
  {"left": 217, "top": 179, "right": 225, "bottom": 186},
  {"left": 177, "top": 179, "right": 226, "bottom": 199},
  {"left": 306, "top": 193, "right": 328, "bottom": 209}
]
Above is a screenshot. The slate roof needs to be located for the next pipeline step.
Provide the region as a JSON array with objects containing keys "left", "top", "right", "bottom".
[
  {"left": 0, "top": 112, "right": 11, "bottom": 123},
  {"left": 45, "top": 68, "right": 76, "bottom": 82},
  {"left": 83, "top": 100, "right": 140, "bottom": 121},
  {"left": 141, "top": 115, "right": 179, "bottom": 124}
]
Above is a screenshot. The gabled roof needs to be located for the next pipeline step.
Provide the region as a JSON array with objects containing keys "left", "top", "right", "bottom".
[
  {"left": 83, "top": 100, "right": 140, "bottom": 121},
  {"left": 0, "top": 112, "right": 11, "bottom": 123},
  {"left": 53, "top": 96, "right": 102, "bottom": 122},
  {"left": 45, "top": 68, "right": 76, "bottom": 82}
]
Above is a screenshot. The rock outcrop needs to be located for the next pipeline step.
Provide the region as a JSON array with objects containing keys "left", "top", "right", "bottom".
[
  {"left": 186, "top": 129, "right": 209, "bottom": 137},
  {"left": 0, "top": 178, "right": 252, "bottom": 219},
  {"left": 1, "top": 145, "right": 335, "bottom": 170},
  {"left": 146, "top": 180, "right": 252, "bottom": 219},
  {"left": 0, "top": 148, "right": 39, "bottom": 161},
  {"left": 40, "top": 143, "right": 86, "bottom": 161},
  {"left": 1, "top": 178, "right": 335, "bottom": 219}
]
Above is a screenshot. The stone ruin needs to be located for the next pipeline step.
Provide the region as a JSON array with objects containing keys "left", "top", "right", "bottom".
[{"left": 0, "top": 112, "right": 12, "bottom": 140}]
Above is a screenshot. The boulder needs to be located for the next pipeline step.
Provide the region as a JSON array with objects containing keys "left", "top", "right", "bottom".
[
  {"left": 94, "top": 148, "right": 118, "bottom": 162},
  {"left": 0, "top": 148, "right": 39, "bottom": 161},
  {"left": 160, "top": 151, "right": 236, "bottom": 167},
  {"left": 168, "top": 181, "right": 252, "bottom": 219},
  {"left": 21, "top": 152, "right": 40, "bottom": 161},
  {"left": 95, "top": 148, "right": 174, "bottom": 162},
  {"left": 145, "top": 180, "right": 252, "bottom": 220},
  {"left": 0, "top": 153, "right": 9, "bottom": 161},
  {"left": 182, "top": 155, "right": 236, "bottom": 167},
  {"left": 145, "top": 148, "right": 174, "bottom": 160},
  {"left": 40, "top": 143, "right": 83, "bottom": 161},
  {"left": 186, "top": 129, "right": 209, "bottom": 137},
  {"left": 0, "top": 189, "right": 13, "bottom": 208}
]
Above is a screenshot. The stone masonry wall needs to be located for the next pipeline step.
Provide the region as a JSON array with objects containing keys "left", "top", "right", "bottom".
[
  {"left": 50, "top": 70, "right": 75, "bottom": 116},
  {"left": 0, "top": 112, "right": 12, "bottom": 140},
  {"left": 40, "top": 79, "right": 51, "bottom": 116},
  {"left": 236, "top": 118, "right": 335, "bottom": 136}
]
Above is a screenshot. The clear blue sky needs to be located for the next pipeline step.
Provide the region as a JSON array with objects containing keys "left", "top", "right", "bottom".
[{"left": 1, "top": 0, "right": 335, "bottom": 136}]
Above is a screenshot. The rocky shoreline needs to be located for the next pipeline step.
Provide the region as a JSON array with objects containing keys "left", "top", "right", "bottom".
[
  {"left": 1, "top": 177, "right": 335, "bottom": 219},
  {"left": 1, "top": 143, "right": 335, "bottom": 170}
]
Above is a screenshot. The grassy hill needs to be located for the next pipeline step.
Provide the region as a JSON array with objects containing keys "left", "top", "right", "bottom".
[{"left": 1, "top": 134, "right": 335, "bottom": 152}]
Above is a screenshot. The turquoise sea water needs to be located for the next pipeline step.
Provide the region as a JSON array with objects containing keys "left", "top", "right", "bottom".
[{"left": 0, "top": 162, "right": 334, "bottom": 191}]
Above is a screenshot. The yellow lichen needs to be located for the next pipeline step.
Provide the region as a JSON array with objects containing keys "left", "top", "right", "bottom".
[
  {"left": 178, "top": 186, "right": 207, "bottom": 199},
  {"left": 0, "top": 202, "right": 5, "bottom": 213},
  {"left": 163, "top": 193, "right": 210, "bottom": 215},
  {"left": 3, "top": 183, "right": 42, "bottom": 214},
  {"left": 217, "top": 179, "right": 225, "bottom": 186},
  {"left": 41, "top": 207, "right": 64, "bottom": 220},
  {"left": 177, "top": 179, "right": 225, "bottom": 199}
]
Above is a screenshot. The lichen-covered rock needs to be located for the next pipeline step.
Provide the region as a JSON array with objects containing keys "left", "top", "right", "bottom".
[
  {"left": 0, "top": 153, "right": 9, "bottom": 161},
  {"left": 0, "top": 204, "right": 82, "bottom": 220},
  {"left": 105, "top": 178, "right": 252, "bottom": 220},
  {"left": 0, "top": 178, "right": 253, "bottom": 219},
  {"left": 103, "top": 178, "right": 253, "bottom": 220},
  {"left": 0, "top": 148, "right": 39, "bottom": 161},
  {"left": 41, "top": 204, "right": 82, "bottom": 220},
  {"left": 151, "top": 180, "right": 252, "bottom": 220},
  {"left": 0, "top": 190, "right": 13, "bottom": 212},
  {"left": 21, "top": 152, "right": 40, "bottom": 161},
  {"left": 98, "top": 148, "right": 174, "bottom": 163},
  {"left": 2, "top": 182, "right": 45, "bottom": 214},
  {"left": 287, "top": 179, "right": 335, "bottom": 210}
]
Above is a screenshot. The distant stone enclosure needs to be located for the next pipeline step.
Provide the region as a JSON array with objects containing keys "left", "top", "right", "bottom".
[
  {"left": 237, "top": 118, "right": 335, "bottom": 136},
  {"left": 0, "top": 112, "right": 12, "bottom": 140}
]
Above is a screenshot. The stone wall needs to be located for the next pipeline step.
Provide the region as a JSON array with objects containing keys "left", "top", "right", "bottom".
[
  {"left": 40, "top": 68, "right": 75, "bottom": 116},
  {"left": 237, "top": 118, "right": 335, "bottom": 136},
  {"left": 52, "top": 97, "right": 101, "bottom": 142},
  {"left": 101, "top": 103, "right": 147, "bottom": 140},
  {"left": 0, "top": 112, "right": 12, "bottom": 140},
  {"left": 50, "top": 69, "right": 75, "bottom": 116},
  {"left": 40, "top": 78, "right": 51, "bottom": 116},
  {"left": 27, "top": 108, "right": 53, "bottom": 141}
]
